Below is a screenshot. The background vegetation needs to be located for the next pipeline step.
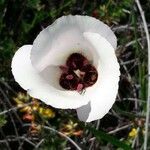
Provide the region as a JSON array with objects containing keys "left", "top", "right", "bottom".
[{"left": 0, "top": 0, "right": 150, "bottom": 149}]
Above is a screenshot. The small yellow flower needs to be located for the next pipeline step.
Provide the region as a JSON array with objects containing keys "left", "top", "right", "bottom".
[
  {"left": 38, "top": 107, "right": 55, "bottom": 118},
  {"left": 13, "top": 92, "right": 55, "bottom": 121},
  {"left": 13, "top": 92, "right": 32, "bottom": 113},
  {"left": 65, "top": 120, "right": 78, "bottom": 130},
  {"left": 20, "top": 106, "right": 32, "bottom": 113},
  {"left": 14, "top": 92, "right": 30, "bottom": 103},
  {"left": 128, "top": 128, "right": 138, "bottom": 138},
  {"left": 13, "top": 98, "right": 23, "bottom": 105},
  {"left": 44, "top": 108, "right": 55, "bottom": 118},
  {"left": 32, "top": 100, "right": 40, "bottom": 111},
  {"left": 60, "top": 120, "right": 83, "bottom": 137},
  {"left": 38, "top": 107, "right": 44, "bottom": 114}
]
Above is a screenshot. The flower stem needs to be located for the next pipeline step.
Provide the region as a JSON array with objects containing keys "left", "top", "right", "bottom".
[{"left": 135, "top": 0, "right": 150, "bottom": 150}]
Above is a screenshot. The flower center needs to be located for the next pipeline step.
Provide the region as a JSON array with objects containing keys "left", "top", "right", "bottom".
[{"left": 59, "top": 53, "right": 98, "bottom": 92}]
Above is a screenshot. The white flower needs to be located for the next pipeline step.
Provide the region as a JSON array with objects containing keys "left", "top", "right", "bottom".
[{"left": 11, "top": 15, "right": 120, "bottom": 122}]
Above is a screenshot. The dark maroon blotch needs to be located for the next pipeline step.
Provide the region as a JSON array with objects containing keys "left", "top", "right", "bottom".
[
  {"left": 66, "top": 53, "right": 89, "bottom": 70},
  {"left": 59, "top": 53, "right": 98, "bottom": 92}
]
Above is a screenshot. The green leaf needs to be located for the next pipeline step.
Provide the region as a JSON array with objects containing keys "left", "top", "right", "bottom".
[
  {"left": 85, "top": 125, "right": 132, "bottom": 150},
  {"left": 0, "top": 114, "right": 7, "bottom": 128}
]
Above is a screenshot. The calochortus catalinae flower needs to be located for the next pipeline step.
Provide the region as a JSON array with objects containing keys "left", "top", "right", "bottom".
[{"left": 11, "top": 15, "right": 120, "bottom": 122}]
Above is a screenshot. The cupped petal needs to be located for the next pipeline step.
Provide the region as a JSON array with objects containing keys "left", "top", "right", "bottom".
[
  {"left": 31, "top": 15, "right": 116, "bottom": 72},
  {"left": 11, "top": 45, "right": 89, "bottom": 109},
  {"left": 77, "top": 32, "right": 120, "bottom": 122}
]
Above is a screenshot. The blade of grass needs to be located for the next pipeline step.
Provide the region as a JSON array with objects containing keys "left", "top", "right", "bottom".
[
  {"left": 84, "top": 124, "right": 132, "bottom": 150},
  {"left": 135, "top": 0, "right": 150, "bottom": 150}
]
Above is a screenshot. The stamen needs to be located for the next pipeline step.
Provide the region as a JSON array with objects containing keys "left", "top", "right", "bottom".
[{"left": 77, "top": 83, "right": 84, "bottom": 92}]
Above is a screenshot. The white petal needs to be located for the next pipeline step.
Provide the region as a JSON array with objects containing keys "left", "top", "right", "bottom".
[
  {"left": 31, "top": 15, "right": 116, "bottom": 72},
  {"left": 77, "top": 32, "right": 120, "bottom": 122},
  {"left": 11, "top": 45, "right": 89, "bottom": 109}
]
